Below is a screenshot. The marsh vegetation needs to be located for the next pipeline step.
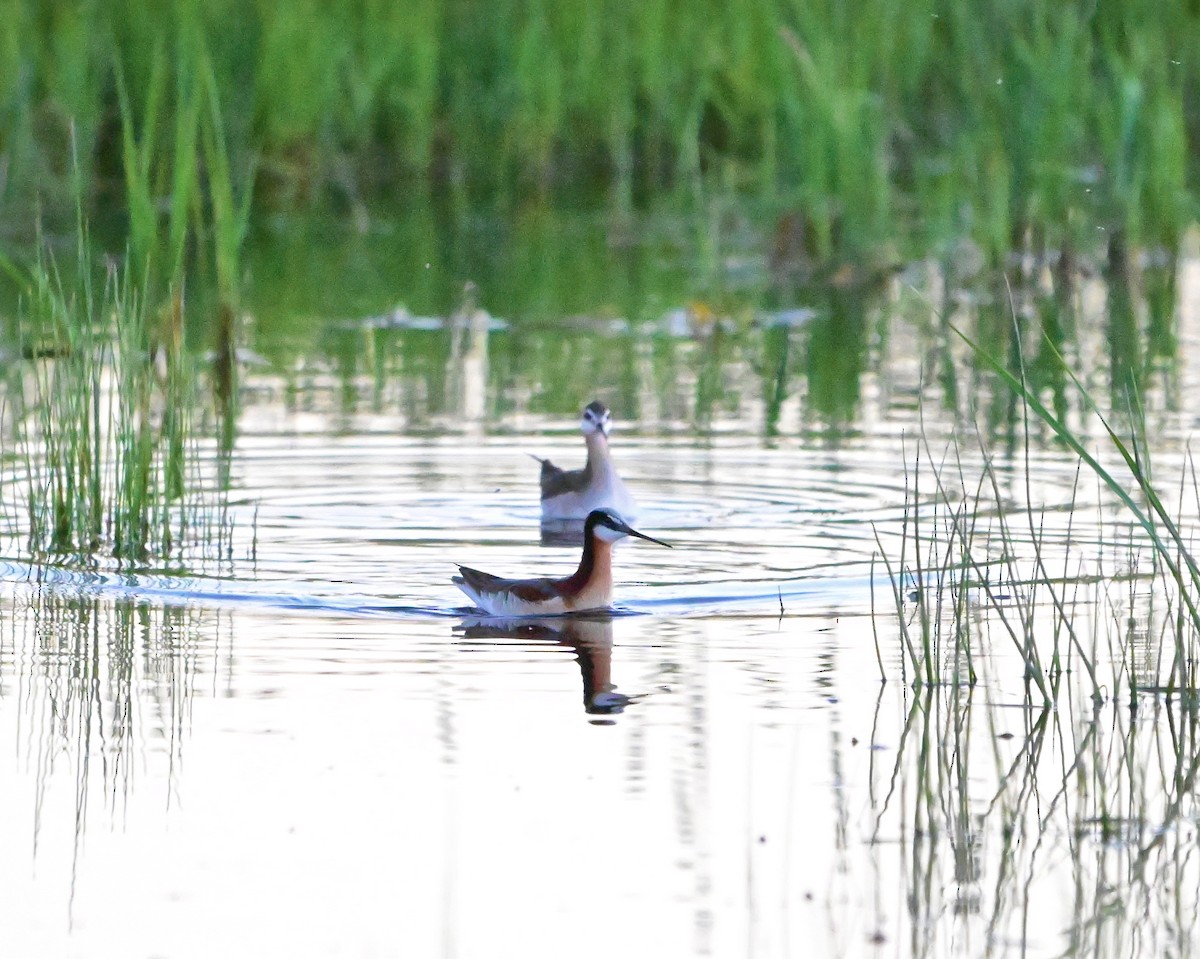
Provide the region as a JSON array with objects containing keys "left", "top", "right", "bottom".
[{"left": 2, "top": 3, "right": 1200, "bottom": 957}]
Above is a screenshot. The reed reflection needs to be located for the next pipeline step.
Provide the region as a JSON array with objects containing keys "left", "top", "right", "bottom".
[
  {"left": 861, "top": 672, "right": 1200, "bottom": 958},
  {"left": 455, "top": 615, "right": 631, "bottom": 719},
  {"left": 444, "top": 281, "right": 490, "bottom": 429},
  {"left": 1, "top": 585, "right": 215, "bottom": 912},
  {"left": 232, "top": 205, "right": 1193, "bottom": 459}
]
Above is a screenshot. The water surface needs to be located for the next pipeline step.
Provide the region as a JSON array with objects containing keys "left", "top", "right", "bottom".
[{"left": 1, "top": 212, "right": 1199, "bottom": 958}]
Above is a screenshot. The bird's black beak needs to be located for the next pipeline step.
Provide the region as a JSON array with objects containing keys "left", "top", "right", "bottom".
[{"left": 627, "top": 527, "right": 672, "bottom": 548}]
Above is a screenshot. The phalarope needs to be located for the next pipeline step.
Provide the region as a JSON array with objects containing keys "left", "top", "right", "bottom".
[
  {"left": 453, "top": 508, "right": 670, "bottom": 616},
  {"left": 533, "top": 401, "right": 637, "bottom": 521}
]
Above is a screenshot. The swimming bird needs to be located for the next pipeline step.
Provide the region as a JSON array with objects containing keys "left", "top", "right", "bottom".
[
  {"left": 453, "top": 508, "right": 670, "bottom": 616},
  {"left": 533, "top": 401, "right": 637, "bottom": 520}
]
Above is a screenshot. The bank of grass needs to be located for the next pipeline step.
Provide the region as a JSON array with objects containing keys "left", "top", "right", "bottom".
[{"left": 2, "top": 1, "right": 1197, "bottom": 263}]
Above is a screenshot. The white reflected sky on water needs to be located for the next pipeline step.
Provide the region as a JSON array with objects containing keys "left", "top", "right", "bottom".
[
  {"left": 0, "top": 599, "right": 884, "bottom": 958},
  {"left": 0, "top": 569, "right": 1191, "bottom": 958}
]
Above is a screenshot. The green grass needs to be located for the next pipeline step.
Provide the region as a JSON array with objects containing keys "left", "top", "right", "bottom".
[
  {"left": 1, "top": 1, "right": 1197, "bottom": 265},
  {"left": 874, "top": 271, "right": 1200, "bottom": 707},
  {"left": 10, "top": 206, "right": 230, "bottom": 568},
  {"left": 871, "top": 429, "right": 1200, "bottom": 954}
]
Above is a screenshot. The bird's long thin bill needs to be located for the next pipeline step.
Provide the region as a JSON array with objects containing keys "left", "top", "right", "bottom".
[{"left": 630, "top": 529, "right": 672, "bottom": 548}]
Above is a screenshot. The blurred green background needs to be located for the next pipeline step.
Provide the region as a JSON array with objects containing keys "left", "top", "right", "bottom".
[
  {"left": 3, "top": 0, "right": 1195, "bottom": 257},
  {"left": 0, "top": 0, "right": 1194, "bottom": 471}
]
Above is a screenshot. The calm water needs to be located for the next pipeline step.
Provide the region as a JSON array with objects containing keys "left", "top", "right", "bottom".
[{"left": 2, "top": 211, "right": 1200, "bottom": 957}]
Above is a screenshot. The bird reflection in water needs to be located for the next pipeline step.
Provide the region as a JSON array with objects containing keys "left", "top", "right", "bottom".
[{"left": 455, "top": 615, "right": 632, "bottom": 721}]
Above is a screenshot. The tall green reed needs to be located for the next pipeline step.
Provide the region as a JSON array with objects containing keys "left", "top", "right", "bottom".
[
  {"left": 13, "top": 206, "right": 227, "bottom": 566},
  {"left": 878, "top": 262, "right": 1200, "bottom": 703},
  {"left": 112, "top": 5, "right": 254, "bottom": 449},
  {"left": 960, "top": 320, "right": 1200, "bottom": 696}
]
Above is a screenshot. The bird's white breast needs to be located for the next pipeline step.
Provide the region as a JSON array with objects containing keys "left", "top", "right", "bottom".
[{"left": 542, "top": 467, "right": 637, "bottom": 521}]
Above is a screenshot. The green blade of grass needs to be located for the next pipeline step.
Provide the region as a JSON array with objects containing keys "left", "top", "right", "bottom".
[{"left": 953, "top": 323, "right": 1200, "bottom": 637}]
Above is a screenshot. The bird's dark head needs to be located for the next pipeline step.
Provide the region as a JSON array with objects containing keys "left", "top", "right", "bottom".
[{"left": 586, "top": 508, "right": 671, "bottom": 547}]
